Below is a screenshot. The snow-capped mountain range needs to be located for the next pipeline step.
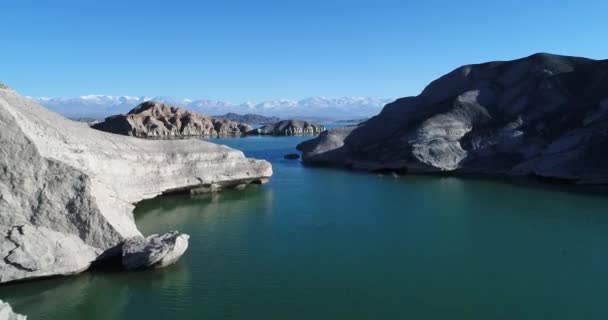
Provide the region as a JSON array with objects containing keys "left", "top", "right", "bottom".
[{"left": 32, "top": 95, "right": 393, "bottom": 120}]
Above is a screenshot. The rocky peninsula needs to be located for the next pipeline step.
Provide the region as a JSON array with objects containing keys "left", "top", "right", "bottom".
[
  {"left": 92, "top": 101, "right": 252, "bottom": 137},
  {"left": 299, "top": 53, "right": 608, "bottom": 184},
  {"left": 0, "top": 84, "right": 272, "bottom": 283},
  {"left": 248, "top": 120, "right": 324, "bottom": 135}
]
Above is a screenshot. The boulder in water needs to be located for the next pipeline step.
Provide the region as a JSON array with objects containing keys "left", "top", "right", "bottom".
[{"left": 122, "top": 231, "right": 190, "bottom": 270}]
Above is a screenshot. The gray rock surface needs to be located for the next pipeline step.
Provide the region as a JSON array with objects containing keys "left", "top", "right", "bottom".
[
  {"left": 0, "top": 300, "right": 26, "bottom": 320},
  {"left": 299, "top": 53, "right": 608, "bottom": 184},
  {"left": 122, "top": 231, "right": 189, "bottom": 270},
  {"left": 0, "top": 85, "right": 272, "bottom": 283},
  {"left": 92, "top": 101, "right": 252, "bottom": 137},
  {"left": 248, "top": 120, "right": 324, "bottom": 135}
]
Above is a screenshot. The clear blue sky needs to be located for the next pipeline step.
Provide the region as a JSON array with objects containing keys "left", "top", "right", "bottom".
[{"left": 1, "top": 0, "right": 606, "bottom": 101}]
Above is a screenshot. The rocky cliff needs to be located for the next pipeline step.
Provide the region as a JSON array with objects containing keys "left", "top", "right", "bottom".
[
  {"left": 299, "top": 53, "right": 608, "bottom": 184},
  {"left": 92, "top": 101, "right": 252, "bottom": 137},
  {"left": 248, "top": 120, "right": 324, "bottom": 135},
  {"left": 0, "top": 84, "right": 272, "bottom": 283}
]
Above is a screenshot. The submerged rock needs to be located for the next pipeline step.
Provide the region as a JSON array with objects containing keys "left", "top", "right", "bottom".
[
  {"left": 92, "top": 101, "right": 252, "bottom": 137},
  {"left": 0, "top": 300, "right": 26, "bottom": 320},
  {"left": 247, "top": 120, "right": 324, "bottom": 135},
  {"left": 0, "top": 85, "right": 272, "bottom": 283},
  {"left": 122, "top": 231, "right": 189, "bottom": 270},
  {"left": 284, "top": 153, "right": 300, "bottom": 160},
  {"left": 299, "top": 53, "right": 608, "bottom": 184}
]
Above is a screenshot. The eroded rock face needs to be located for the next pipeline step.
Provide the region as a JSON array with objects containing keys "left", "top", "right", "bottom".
[
  {"left": 248, "top": 120, "right": 324, "bottom": 135},
  {"left": 122, "top": 231, "right": 189, "bottom": 270},
  {"left": 0, "top": 300, "right": 26, "bottom": 320},
  {"left": 0, "top": 86, "right": 272, "bottom": 283},
  {"left": 92, "top": 101, "right": 252, "bottom": 137},
  {"left": 299, "top": 53, "right": 608, "bottom": 183}
]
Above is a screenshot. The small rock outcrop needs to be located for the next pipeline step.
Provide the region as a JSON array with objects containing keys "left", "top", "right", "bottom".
[
  {"left": 213, "top": 112, "right": 280, "bottom": 125},
  {"left": 92, "top": 101, "right": 252, "bottom": 137},
  {"left": 0, "top": 300, "right": 26, "bottom": 320},
  {"left": 299, "top": 53, "right": 608, "bottom": 184},
  {"left": 247, "top": 120, "right": 324, "bottom": 135},
  {"left": 122, "top": 231, "right": 189, "bottom": 270},
  {"left": 0, "top": 85, "right": 272, "bottom": 283}
]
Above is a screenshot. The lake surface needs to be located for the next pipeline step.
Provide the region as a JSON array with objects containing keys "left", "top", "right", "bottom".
[{"left": 3, "top": 135, "right": 608, "bottom": 319}]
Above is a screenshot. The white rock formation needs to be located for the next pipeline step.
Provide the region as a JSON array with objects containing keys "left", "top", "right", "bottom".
[
  {"left": 0, "top": 84, "right": 272, "bottom": 283},
  {"left": 0, "top": 300, "right": 26, "bottom": 320},
  {"left": 122, "top": 231, "right": 189, "bottom": 270}
]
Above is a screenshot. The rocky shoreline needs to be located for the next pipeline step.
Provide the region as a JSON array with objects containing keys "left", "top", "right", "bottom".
[
  {"left": 299, "top": 53, "right": 608, "bottom": 184},
  {"left": 248, "top": 119, "right": 324, "bottom": 135},
  {"left": 0, "top": 84, "right": 272, "bottom": 284}
]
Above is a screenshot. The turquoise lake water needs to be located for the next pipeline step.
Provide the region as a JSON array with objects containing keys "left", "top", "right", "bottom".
[{"left": 3, "top": 135, "right": 608, "bottom": 319}]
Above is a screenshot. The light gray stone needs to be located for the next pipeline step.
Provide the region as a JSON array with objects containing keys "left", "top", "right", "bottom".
[
  {"left": 299, "top": 53, "right": 608, "bottom": 183},
  {"left": 122, "top": 231, "right": 189, "bottom": 270},
  {"left": 0, "top": 85, "right": 272, "bottom": 283},
  {"left": 0, "top": 300, "right": 26, "bottom": 320}
]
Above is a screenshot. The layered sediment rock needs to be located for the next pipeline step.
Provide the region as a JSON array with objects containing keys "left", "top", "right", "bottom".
[
  {"left": 248, "top": 120, "right": 324, "bottom": 135},
  {"left": 92, "top": 101, "right": 252, "bottom": 137},
  {"left": 299, "top": 53, "right": 608, "bottom": 184},
  {"left": 122, "top": 231, "right": 189, "bottom": 270},
  {"left": 0, "top": 84, "right": 272, "bottom": 283}
]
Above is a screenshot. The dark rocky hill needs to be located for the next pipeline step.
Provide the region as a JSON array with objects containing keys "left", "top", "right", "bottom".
[{"left": 299, "top": 53, "right": 608, "bottom": 184}]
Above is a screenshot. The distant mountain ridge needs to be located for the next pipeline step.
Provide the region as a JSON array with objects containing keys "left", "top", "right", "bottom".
[
  {"left": 31, "top": 95, "right": 392, "bottom": 120},
  {"left": 213, "top": 113, "right": 280, "bottom": 125}
]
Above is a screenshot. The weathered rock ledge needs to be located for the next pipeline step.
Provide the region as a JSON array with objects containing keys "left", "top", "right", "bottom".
[
  {"left": 299, "top": 53, "right": 608, "bottom": 184},
  {"left": 0, "top": 85, "right": 272, "bottom": 283}
]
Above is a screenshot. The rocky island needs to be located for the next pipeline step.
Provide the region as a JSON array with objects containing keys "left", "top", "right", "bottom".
[
  {"left": 299, "top": 53, "right": 608, "bottom": 184},
  {"left": 0, "top": 84, "right": 272, "bottom": 283},
  {"left": 248, "top": 119, "right": 325, "bottom": 135},
  {"left": 92, "top": 101, "right": 252, "bottom": 137}
]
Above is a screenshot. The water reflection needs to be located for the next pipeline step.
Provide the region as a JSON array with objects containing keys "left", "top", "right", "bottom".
[
  {"left": 0, "top": 260, "right": 191, "bottom": 320},
  {"left": 135, "top": 184, "right": 275, "bottom": 236}
]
